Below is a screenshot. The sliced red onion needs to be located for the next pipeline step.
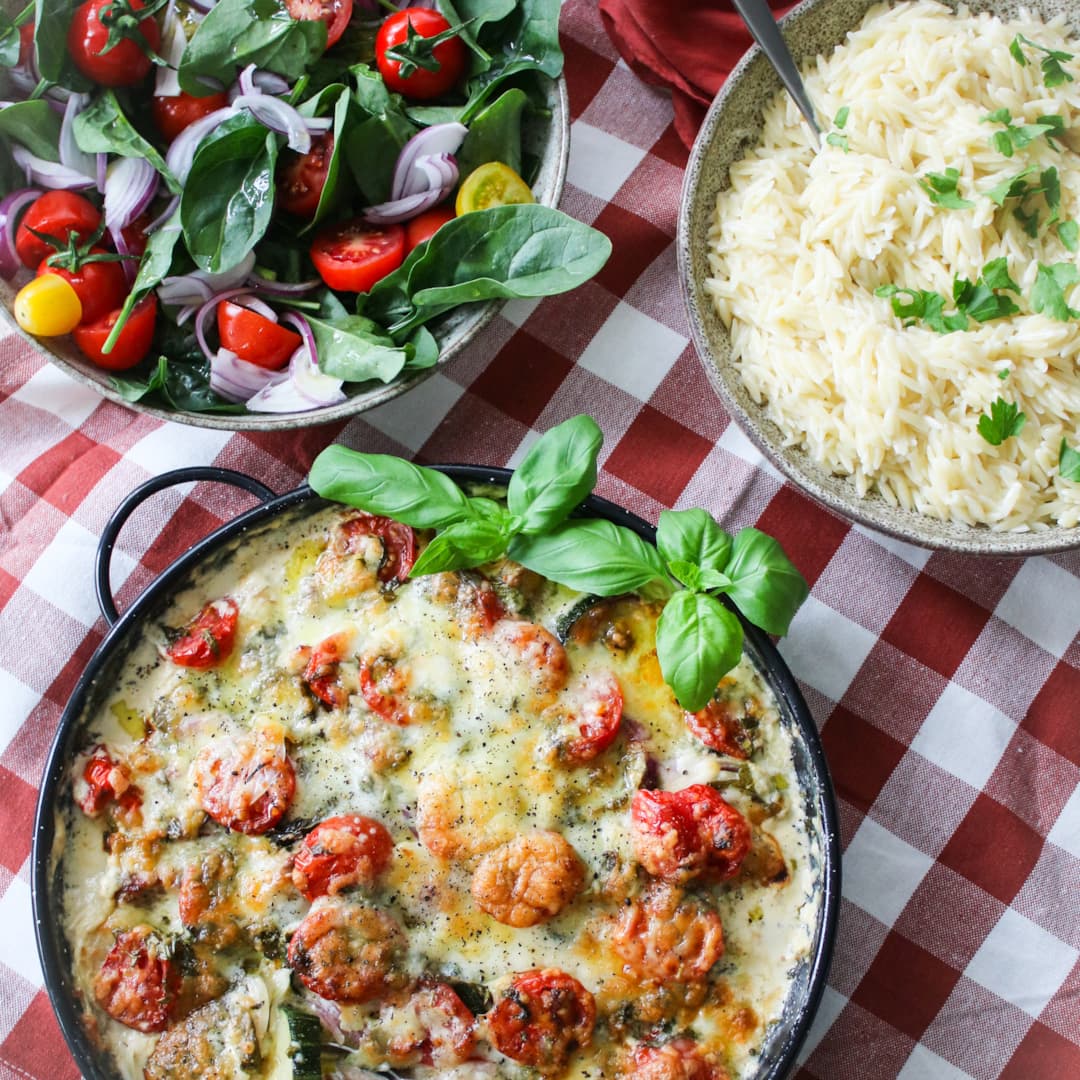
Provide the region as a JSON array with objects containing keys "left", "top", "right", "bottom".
[
  {"left": 12, "top": 145, "right": 95, "bottom": 190},
  {"left": 406, "top": 152, "right": 457, "bottom": 198},
  {"left": 155, "top": 2, "right": 186, "bottom": 98},
  {"left": 0, "top": 188, "right": 41, "bottom": 278},
  {"left": 186, "top": 0, "right": 216, "bottom": 11},
  {"left": 96, "top": 152, "right": 107, "bottom": 194},
  {"left": 231, "top": 93, "right": 329, "bottom": 154},
  {"left": 159, "top": 252, "right": 257, "bottom": 308},
  {"left": 364, "top": 187, "right": 445, "bottom": 225},
  {"left": 210, "top": 348, "right": 278, "bottom": 402},
  {"left": 233, "top": 294, "right": 277, "bottom": 322},
  {"left": 193, "top": 285, "right": 255, "bottom": 360},
  {"left": 235, "top": 64, "right": 289, "bottom": 99},
  {"left": 145, "top": 194, "right": 180, "bottom": 236},
  {"left": 109, "top": 225, "right": 137, "bottom": 286},
  {"left": 365, "top": 153, "right": 457, "bottom": 224},
  {"left": 59, "top": 93, "right": 96, "bottom": 181},
  {"left": 104, "top": 157, "right": 158, "bottom": 231},
  {"left": 245, "top": 274, "right": 320, "bottom": 295},
  {"left": 165, "top": 106, "right": 238, "bottom": 183},
  {"left": 390, "top": 122, "right": 467, "bottom": 201},
  {"left": 247, "top": 342, "right": 345, "bottom": 412}
]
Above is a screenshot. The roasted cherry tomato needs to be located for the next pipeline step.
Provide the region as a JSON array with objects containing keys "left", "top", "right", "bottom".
[
  {"left": 152, "top": 89, "right": 230, "bottom": 142},
  {"left": 488, "top": 969, "right": 596, "bottom": 1072},
  {"left": 375, "top": 9, "right": 467, "bottom": 100},
  {"left": 292, "top": 815, "right": 394, "bottom": 900},
  {"left": 68, "top": 0, "right": 161, "bottom": 86},
  {"left": 456, "top": 162, "right": 534, "bottom": 215},
  {"left": 277, "top": 133, "right": 334, "bottom": 218},
  {"left": 194, "top": 734, "right": 296, "bottom": 834},
  {"left": 13, "top": 274, "right": 82, "bottom": 336},
  {"left": 685, "top": 696, "right": 750, "bottom": 760},
  {"left": 302, "top": 631, "right": 353, "bottom": 709},
  {"left": 285, "top": 0, "right": 353, "bottom": 49},
  {"left": 388, "top": 983, "right": 477, "bottom": 1067},
  {"left": 76, "top": 747, "right": 141, "bottom": 818},
  {"left": 631, "top": 785, "right": 751, "bottom": 883},
  {"left": 340, "top": 512, "right": 416, "bottom": 582},
  {"left": 15, "top": 191, "right": 101, "bottom": 269},
  {"left": 73, "top": 295, "right": 158, "bottom": 371},
  {"left": 93, "top": 926, "right": 179, "bottom": 1033},
  {"left": 216, "top": 301, "right": 301, "bottom": 371},
  {"left": 405, "top": 203, "right": 455, "bottom": 251},
  {"left": 549, "top": 671, "right": 623, "bottom": 764},
  {"left": 310, "top": 219, "right": 405, "bottom": 292},
  {"left": 359, "top": 655, "right": 413, "bottom": 725},
  {"left": 37, "top": 249, "right": 127, "bottom": 325},
  {"left": 493, "top": 620, "right": 569, "bottom": 697},
  {"left": 628, "top": 1038, "right": 730, "bottom": 1080},
  {"left": 165, "top": 598, "right": 238, "bottom": 668}
]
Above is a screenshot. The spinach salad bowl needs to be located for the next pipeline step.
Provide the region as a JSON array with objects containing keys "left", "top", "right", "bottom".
[
  {"left": 0, "top": 0, "right": 577, "bottom": 431},
  {"left": 32, "top": 457, "right": 840, "bottom": 1080}
]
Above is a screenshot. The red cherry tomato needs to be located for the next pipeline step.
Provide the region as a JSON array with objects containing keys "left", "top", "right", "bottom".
[
  {"left": 68, "top": 0, "right": 161, "bottom": 87},
  {"left": 152, "top": 90, "right": 230, "bottom": 142},
  {"left": 340, "top": 512, "right": 416, "bottom": 582},
  {"left": 15, "top": 191, "right": 101, "bottom": 270},
  {"left": 194, "top": 734, "right": 296, "bottom": 834},
  {"left": 629, "top": 1039, "right": 730, "bottom": 1080},
  {"left": 359, "top": 655, "right": 413, "bottom": 725},
  {"left": 493, "top": 620, "right": 569, "bottom": 697},
  {"left": 550, "top": 671, "right": 623, "bottom": 764},
  {"left": 375, "top": 9, "right": 467, "bottom": 100},
  {"left": 310, "top": 219, "right": 405, "bottom": 292},
  {"left": 285, "top": 0, "right": 353, "bottom": 49},
  {"left": 73, "top": 295, "right": 158, "bottom": 371},
  {"left": 17, "top": 22, "right": 34, "bottom": 67},
  {"left": 37, "top": 249, "right": 127, "bottom": 325},
  {"left": 119, "top": 212, "right": 152, "bottom": 258},
  {"left": 389, "top": 983, "right": 477, "bottom": 1067},
  {"left": 165, "top": 598, "right": 238, "bottom": 668},
  {"left": 405, "top": 204, "right": 455, "bottom": 251},
  {"left": 302, "top": 632, "right": 353, "bottom": 709},
  {"left": 216, "top": 301, "right": 301, "bottom": 371},
  {"left": 93, "top": 926, "right": 179, "bottom": 1033},
  {"left": 277, "top": 133, "right": 334, "bottom": 218},
  {"left": 488, "top": 969, "right": 596, "bottom": 1072},
  {"left": 631, "top": 785, "right": 751, "bottom": 883},
  {"left": 685, "top": 697, "right": 750, "bottom": 759},
  {"left": 76, "top": 747, "right": 141, "bottom": 818},
  {"left": 292, "top": 815, "right": 394, "bottom": 900}
]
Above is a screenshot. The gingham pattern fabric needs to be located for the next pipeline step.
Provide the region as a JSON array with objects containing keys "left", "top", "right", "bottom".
[{"left": 1, "top": 3, "right": 1078, "bottom": 1078}]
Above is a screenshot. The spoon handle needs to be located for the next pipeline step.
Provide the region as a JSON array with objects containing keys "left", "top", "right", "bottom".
[{"left": 731, "top": 0, "right": 821, "bottom": 144}]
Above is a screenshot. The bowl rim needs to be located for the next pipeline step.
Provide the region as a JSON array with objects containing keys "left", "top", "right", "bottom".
[
  {"left": 676, "top": 0, "right": 1080, "bottom": 556},
  {"left": 5, "top": 75, "right": 569, "bottom": 433},
  {"left": 31, "top": 466, "right": 841, "bottom": 1080}
]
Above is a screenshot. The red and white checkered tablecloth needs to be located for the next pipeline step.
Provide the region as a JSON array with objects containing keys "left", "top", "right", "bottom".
[{"left": 1, "top": 3, "right": 1078, "bottom": 1078}]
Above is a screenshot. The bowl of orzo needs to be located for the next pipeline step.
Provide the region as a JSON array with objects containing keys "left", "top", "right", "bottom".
[{"left": 679, "top": 0, "right": 1080, "bottom": 555}]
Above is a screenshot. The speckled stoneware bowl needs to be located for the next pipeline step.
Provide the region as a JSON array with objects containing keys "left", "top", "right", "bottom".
[
  {"left": 678, "top": 0, "right": 1080, "bottom": 556},
  {"left": 0, "top": 68, "right": 567, "bottom": 431}
]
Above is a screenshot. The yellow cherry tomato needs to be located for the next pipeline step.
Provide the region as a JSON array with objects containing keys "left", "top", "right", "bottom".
[
  {"left": 456, "top": 162, "right": 535, "bottom": 215},
  {"left": 14, "top": 273, "right": 83, "bottom": 336}
]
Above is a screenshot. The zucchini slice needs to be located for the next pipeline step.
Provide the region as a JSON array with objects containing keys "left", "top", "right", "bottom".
[{"left": 280, "top": 1005, "right": 323, "bottom": 1080}]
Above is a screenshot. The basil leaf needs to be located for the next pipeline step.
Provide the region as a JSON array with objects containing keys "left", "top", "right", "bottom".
[
  {"left": 507, "top": 414, "right": 602, "bottom": 534},
  {"left": 509, "top": 519, "right": 669, "bottom": 597},
  {"left": 457, "top": 87, "right": 528, "bottom": 180},
  {"left": 309, "top": 447, "right": 474, "bottom": 528},
  {"left": 667, "top": 560, "right": 703, "bottom": 591},
  {"left": 0, "top": 99, "right": 61, "bottom": 162},
  {"left": 655, "top": 591, "right": 744, "bottom": 712},
  {"left": 72, "top": 90, "right": 181, "bottom": 194},
  {"left": 181, "top": 119, "right": 279, "bottom": 273},
  {"left": 309, "top": 314, "right": 408, "bottom": 383},
  {"left": 656, "top": 508, "right": 733, "bottom": 574},
  {"left": 1060, "top": 439, "right": 1080, "bottom": 482},
  {"left": 720, "top": 528, "right": 808, "bottom": 636},
  {"left": 410, "top": 518, "right": 510, "bottom": 576}
]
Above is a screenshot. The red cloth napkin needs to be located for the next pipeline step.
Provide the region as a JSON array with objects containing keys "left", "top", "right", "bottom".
[{"left": 599, "top": 0, "right": 795, "bottom": 148}]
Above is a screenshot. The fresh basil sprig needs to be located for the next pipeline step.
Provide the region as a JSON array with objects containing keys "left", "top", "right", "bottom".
[{"left": 308, "top": 414, "right": 809, "bottom": 711}]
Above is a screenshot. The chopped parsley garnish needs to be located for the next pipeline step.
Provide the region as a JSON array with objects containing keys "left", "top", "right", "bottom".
[
  {"left": 985, "top": 165, "right": 1038, "bottom": 206},
  {"left": 1057, "top": 220, "right": 1079, "bottom": 251},
  {"left": 1060, "top": 439, "right": 1080, "bottom": 481},
  {"left": 875, "top": 285, "right": 966, "bottom": 332},
  {"left": 826, "top": 106, "right": 850, "bottom": 152},
  {"left": 978, "top": 398, "right": 1027, "bottom": 445},
  {"left": 985, "top": 166, "right": 1064, "bottom": 238},
  {"left": 1009, "top": 33, "right": 1075, "bottom": 88},
  {"left": 1031, "top": 262, "right": 1080, "bottom": 320},
  {"left": 982, "top": 109, "right": 1066, "bottom": 156},
  {"left": 997, "top": 368, "right": 1011, "bottom": 380},
  {"left": 877, "top": 259, "right": 1020, "bottom": 332},
  {"left": 919, "top": 167, "right": 974, "bottom": 209}
]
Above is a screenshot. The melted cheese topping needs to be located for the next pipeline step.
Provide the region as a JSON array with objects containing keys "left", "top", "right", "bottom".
[{"left": 55, "top": 503, "right": 819, "bottom": 1080}]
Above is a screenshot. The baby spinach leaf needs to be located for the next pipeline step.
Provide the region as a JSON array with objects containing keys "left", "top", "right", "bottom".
[
  {"left": 720, "top": 528, "right": 808, "bottom": 636},
  {"left": 0, "top": 99, "right": 61, "bottom": 161},
  {"left": 656, "top": 591, "right": 744, "bottom": 712},
  {"left": 0, "top": 9, "right": 24, "bottom": 69},
  {"left": 181, "top": 119, "right": 279, "bottom": 273},
  {"left": 110, "top": 356, "right": 245, "bottom": 413},
  {"left": 403, "top": 326, "right": 439, "bottom": 370},
  {"left": 296, "top": 84, "right": 352, "bottom": 228},
  {"left": 309, "top": 314, "right": 408, "bottom": 383},
  {"left": 657, "top": 508, "right": 733, "bottom": 575},
  {"left": 344, "top": 65, "right": 416, "bottom": 205},
  {"left": 34, "top": 0, "right": 92, "bottom": 89},
  {"left": 457, "top": 87, "right": 528, "bottom": 179}
]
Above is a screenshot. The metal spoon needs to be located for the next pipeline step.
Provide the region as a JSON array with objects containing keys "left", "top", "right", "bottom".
[{"left": 732, "top": 0, "right": 821, "bottom": 147}]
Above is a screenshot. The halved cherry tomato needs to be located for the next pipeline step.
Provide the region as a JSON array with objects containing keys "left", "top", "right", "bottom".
[
  {"left": 152, "top": 90, "right": 230, "bottom": 142},
  {"left": 456, "top": 162, "right": 535, "bottom": 215},
  {"left": 73, "top": 295, "right": 158, "bottom": 371},
  {"left": 628, "top": 1039, "right": 730, "bottom": 1080},
  {"left": 493, "top": 620, "right": 568, "bottom": 697},
  {"left": 548, "top": 671, "right": 623, "bottom": 764},
  {"left": 302, "top": 632, "right": 353, "bottom": 709},
  {"left": 77, "top": 747, "right": 141, "bottom": 818},
  {"left": 17, "top": 22, "right": 34, "bottom": 67},
  {"left": 119, "top": 212, "right": 152, "bottom": 258},
  {"left": 277, "top": 133, "right": 334, "bottom": 218},
  {"left": 217, "top": 301, "right": 301, "bottom": 371},
  {"left": 68, "top": 0, "right": 161, "bottom": 86},
  {"left": 292, "top": 815, "right": 394, "bottom": 899},
  {"left": 15, "top": 191, "right": 101, "bottom": 269},
  {"left": 93, "top": 926, "right": 179, "bottom": 1033},
  {"left": 14, "top": 274, "right": 82, "bottom": 336},
  {"left": 488, "top": 969, "right": 596, "bottom": 1072},
  {"left": 37, "top": 249, "right": 127, "bottom": 325},
  {"left": 631, "top": 785, "right": 751, "bottom": 883},
  {"left": 405, "top": 204, "right": 455, "bottom": 251},
  {"left": 165, "top": 598, "right": 238, "bottom": 668},
  {"left": 388, "top": 983, "right": 477, "bottom": 1067},
  {"left": 375, "top": 9, "right": 467, "bottom": 100},
  {"left": 285, "top": 0, "right": 353, "bottom": 49},
  {"left": 359, "top": 655, "right": 413, "bottom": 725},
  {"left": 685, "top": 696, "right": 750, "bottom": 760},
  {"left": 340, "top": 512, "right": 416, "bottom": 582},
  {"left": 310, "top": 219, "right": 405, "bottom": 292},
  {"left": 194, "top": 734, "right": 296, "bottom": 834}
]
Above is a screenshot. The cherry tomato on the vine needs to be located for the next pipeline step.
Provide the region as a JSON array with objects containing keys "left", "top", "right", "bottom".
[
  {"left": 375, "top": 9, "right": 467, "bottom": 100},
  {"left": 405, "top": 204, "right": 455, "bottom": 251},
  {"left": 310, "top": 219, "right": 405, "bottom": 293},
  {"left": 277, "top": 133, "right": 334, "bottom": 219},
  {"left": 37, "top": 249, "right": 127, "bottom": 325},
  {"left": 285, "top": 0, "right": 353, "bottom": 49},
  {"left": 73, "top": 296, "right": 158, "bottom": 371},
  {"left": 152, "top": 90, "right": 230, "bottom": 142},
  {"left": 68, "top": 0, "right": 161, "bottom": 87},
  {"left": 15, "top": 191, "right": 101, "bottom": 269},
  {"left": 217, "top": 301, "right": 301, "bottom": 371}
]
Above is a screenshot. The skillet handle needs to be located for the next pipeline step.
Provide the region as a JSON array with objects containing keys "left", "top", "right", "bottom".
[{"left": 95, "top": 466, "right": 277, "bottom": 628}]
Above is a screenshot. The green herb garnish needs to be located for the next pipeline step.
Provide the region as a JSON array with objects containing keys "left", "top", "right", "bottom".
[
  {"left": 826, "top": 105, "right": 850, "bottom": 152},
  {"left": 874, "top": 285, "right": 966, "bottom": 333},
  {"left": 919, "top": 167, "right": 974, "bottom": 209},
  {"left": 308, "top": 416, "right": 809, "bottom": 712},
  {"left": 1057, "top": 220, "right": 1079, "bottom": 252},
  {"left": 1060, "top": 439, "right": 1080, "bottom": 481},
  {"left": 1031, "top": 262, "right": 1080, "bottom": 321},
  {"left": 982, "top": 109, "right": 1065, "bottom": 157},
  {"left": 978, "top": 398, "right": 1027, "bottom": 445},
  {"left": 1009, "top": 33, "right": 1075, "bottom": 88},
  {"left": 998, "top": 368, "right": 1011, "bottom": 380},
  {"left": 877, "top": 259, "right": 1020, "bottom": 332}
]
